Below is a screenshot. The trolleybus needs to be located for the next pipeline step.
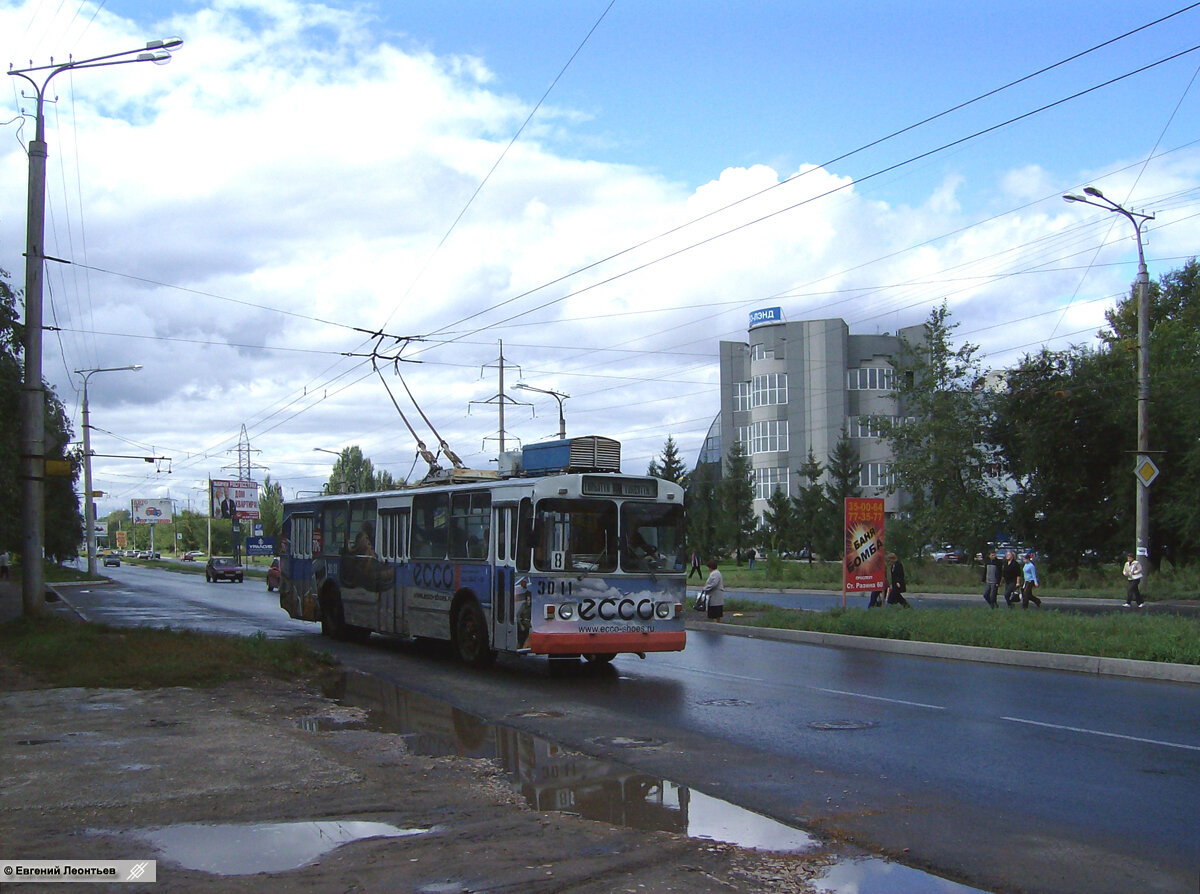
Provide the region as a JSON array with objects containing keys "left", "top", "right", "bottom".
[{"left": 278, "top": 436, "right": 687, "bottom": 666}]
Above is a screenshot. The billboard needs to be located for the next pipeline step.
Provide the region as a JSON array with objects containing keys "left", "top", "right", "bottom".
[
  {"left": 210, "top": 479, "right": 260, "bottom": 520},
  {"left": 843, "top": 497, "right": 886, "bottom": 593},
  {"left": 131, "top": 498, "right": 173, "bottom": 525}
]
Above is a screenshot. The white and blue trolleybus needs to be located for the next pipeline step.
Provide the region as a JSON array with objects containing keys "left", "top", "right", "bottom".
[{"left": 279, "top": 436, "right": 687, "bottom": 666}]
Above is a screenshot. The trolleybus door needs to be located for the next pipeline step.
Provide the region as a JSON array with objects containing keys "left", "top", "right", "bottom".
[{"left": 492, "top": 503, "right": 520, "bottom": 651}]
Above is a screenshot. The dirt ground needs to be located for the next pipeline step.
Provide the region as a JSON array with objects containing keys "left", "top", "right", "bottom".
[{"left": 0, "top": 670, "right": 832, "bottom": 893}]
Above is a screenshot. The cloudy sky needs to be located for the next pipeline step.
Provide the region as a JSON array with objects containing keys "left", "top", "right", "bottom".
[{"left": 2, "top": 0, "right": 1199, "bottom": 518}]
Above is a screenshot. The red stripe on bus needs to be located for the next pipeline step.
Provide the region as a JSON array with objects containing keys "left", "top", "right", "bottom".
[{"left": 527, "top": 631, "right": 686, "bottom": 655}]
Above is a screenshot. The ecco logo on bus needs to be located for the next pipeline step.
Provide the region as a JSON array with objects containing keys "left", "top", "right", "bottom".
[
  {"left": 579, "top": 597, "right": 656, "bottom": 622},
  {"left": 412, "top": 562, "right": 455, "bottom": 589}
]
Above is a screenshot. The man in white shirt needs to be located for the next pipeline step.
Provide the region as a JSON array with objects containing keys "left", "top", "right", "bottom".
[{"left": 1122, "top": 552, "right": 1145, "bottom": 608}]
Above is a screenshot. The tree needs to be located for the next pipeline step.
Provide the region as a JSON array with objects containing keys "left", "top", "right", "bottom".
[
  {"left": 877, "top": 303, "right": 1002, "bottom": 556},
  {"left": 819, "top": 429, "right": 863, "bottom": 558},
  {"left": 258, "top": 476, "right": 284, "bottom": 543},
  {"left": 323, "top": 446, "right": 382, "bottom": 495},
  {"left": 761, "top": 486, "right": 795, "bottom": 556},
  {"left": 720, "top": 441, "right": 756, "bottom": 562},
  {"left": 791, "top": 447, "right": 829, "bottom": 561},
  {"left": 991, "top": 346, "right": 1129, "bottom": 571},
  {"left": 647, "top": 435, "right": 689, "bottom": 486},
  {"left": 0, "top": 267, "right": 82, "bottom": 561},
  {"left": 685, "top": 461, "right": 722, "bottom": 560}
]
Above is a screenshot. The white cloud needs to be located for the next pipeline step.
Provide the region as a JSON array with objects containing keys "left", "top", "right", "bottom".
[{"left": 1, "top": 0, "right": 1197, "bottom": 514}]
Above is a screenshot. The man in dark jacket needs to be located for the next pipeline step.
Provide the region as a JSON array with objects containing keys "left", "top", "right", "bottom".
[
  {"left": 886, "top": 552, "right": 910, "bottom": 607},
  {"left": 981, "top": 549, "right": 1002, "bottom": 608}
]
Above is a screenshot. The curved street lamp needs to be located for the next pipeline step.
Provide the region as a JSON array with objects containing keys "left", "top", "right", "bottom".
[
  {"left": 514, "top": 382, "right": 570, "bottom": 440},
  {"left": 76, "top": 365, "right": 142, "bottom": 575},
  {"left": 1063, "top": 187, "right": 1155, "bottom": 560},
  {"left": 9, "top": 38, "right": 182, "bottom": 614}
]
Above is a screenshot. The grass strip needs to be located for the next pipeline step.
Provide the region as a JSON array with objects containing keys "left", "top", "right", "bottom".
[
  {"left": 0, "top": 614, "right": 337, "bottom": 689},
  {"left": 725, "top": 602, "right": 1200, "bottom": 665}
]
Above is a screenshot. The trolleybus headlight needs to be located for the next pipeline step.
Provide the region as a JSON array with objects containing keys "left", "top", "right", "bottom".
[
  {"left": 655, "top": 601, "right": 672, "bottom": 619},
  {"left": 558, "top": 603, "right": 576, "bottom": 620}
]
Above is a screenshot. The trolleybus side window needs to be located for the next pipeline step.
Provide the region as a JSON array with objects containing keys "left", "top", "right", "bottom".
[
  {"left": 411, "top": 493, "right": 448, "bottom": 559},
  {"left": 291, "top": 515, "right": 313, "bottom": 558},
  {"left": 323, "top": 504, "right": 350, "bottom": 556},
  {"left": 516, "top": 498, "right": 532, "bottom": 571},
  {"left": 349, "top": 499, "right": 377, "bottom": 556},
  {"left": 621, "top": 503, "right": 686, "bottom": 572},
  {"left": 450, "top": 490, "right": 491, "bottom": 561},
  {"left": 533, "top": 499, "right": 617, "bottom": 573}
]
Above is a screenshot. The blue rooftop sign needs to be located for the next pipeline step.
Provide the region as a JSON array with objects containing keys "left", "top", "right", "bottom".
[{"left": 749, "top": 306, "right": 782, "bottom": 328}]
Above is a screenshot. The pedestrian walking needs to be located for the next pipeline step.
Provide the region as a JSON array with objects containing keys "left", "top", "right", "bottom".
[
  {"left": 746, "top": 547, "right": 757, "bottom": 571},
  {"left": 1122, "top": 552, "right": 1145, "bottom": 608},
  {"left": 1002, "top": 550, "right": 1021, "bottom": 607},
  {"left": 1021, "top": 551, "right": 1042, "bottom": 609},
  {"left": 886, "top": 552, "right": 910, "bottom": 607},
  {"left": 698, "top": 559, "right": 725, "bottom": 622},
  {"left": 0, "top": 549, "right": 8, "bottom": 580},
  {"left": 688, "top": 549, "right": 703, "bottom": 580},
  {"left": 981, "top": 549, "right": 1002, "bottom": 608},
  {"left": 867, "top": 589, "right": 883, "bottom": 608}
]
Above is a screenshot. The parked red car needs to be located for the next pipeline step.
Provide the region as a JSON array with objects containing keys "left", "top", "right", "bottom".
[{"left": 266, "top": 557, "right": 280, "bottom": 591}]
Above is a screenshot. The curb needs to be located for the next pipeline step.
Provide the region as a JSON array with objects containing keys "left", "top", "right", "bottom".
[{"left": 686, "top": 620, "right": 1200, "bottom": 684}]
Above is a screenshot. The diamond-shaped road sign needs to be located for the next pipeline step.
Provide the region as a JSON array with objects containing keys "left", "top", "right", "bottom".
[{"left": 1135, "top": 456, "right": 1159, "bottom": 487}]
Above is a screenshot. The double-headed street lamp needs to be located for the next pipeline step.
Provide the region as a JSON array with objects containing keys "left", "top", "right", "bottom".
[
  {"left": 514, "top": 383, "right": 571, "bottom": 440},
  {"left": 9, "top": 37, "right": 182, "bottom": 614},
  {"left": 1064, "top": 186, "right": 1155, "bottom": 560},
  {"left": 77, "top": 365, "right": 142, "bottom": 575}
]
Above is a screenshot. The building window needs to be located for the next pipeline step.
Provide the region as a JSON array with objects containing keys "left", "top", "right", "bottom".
[
  {"left": 752, "top": 373, "right": 788, "bottom": 407},
  {"left": 751, "top": 343, "right": 778, "bottom": 361},
  {"left": 847, "top": 367, "right": 896, "bottom": 391},
  {"left": 849, "top": 416, "right": 898, "bottom": 438},
  {"left": 750, "top": 420, "right": 789, "bottom": 454},
  {"left": 734, "top": 381, "right": 751, "bottom": 412},
  {"left": 859, "top": 463, "right": 895, "bottom": 489},
  {"left": 755, "top": 467, "right": 790, "bottom": 500}
]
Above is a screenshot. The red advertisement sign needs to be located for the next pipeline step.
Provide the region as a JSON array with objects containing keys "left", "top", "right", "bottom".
[{"left": 843, "top": 498, "right": 886, "bottom": 593}]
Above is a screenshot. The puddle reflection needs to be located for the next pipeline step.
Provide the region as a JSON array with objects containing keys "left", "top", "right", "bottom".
[
  {"left": 323, "top": 672, "right": 816, "bottom": 852},
  {"left": 135, "top": 820, "right": 428, "bottom": 875},
  {"left": 812, "top": 857, "right": 989, "bottom": 893}
]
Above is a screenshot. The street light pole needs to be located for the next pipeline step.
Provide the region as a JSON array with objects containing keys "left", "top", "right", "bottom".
[
  {"left": 514, "top": 383, "right": 570, "bottom": 440},
  {"left": 313, "top": 447, "right": 346, "bottom": 493},
  {"left": 1064, "top": 187, "right": 1155, "bottom": 560},
  {"left": 9, "top": 38, "right": 182, "bottom": 615},
  {"left": 76, "top": 365, "right": 142, "bottom": 575}
]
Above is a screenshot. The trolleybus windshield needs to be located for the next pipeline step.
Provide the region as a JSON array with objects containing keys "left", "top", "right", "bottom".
[
  {"left": 620, "top": 503, "right": 685, "bottom": 572},
  {"left": 533, "top": 499, "right": 617, "bottom": 573}
]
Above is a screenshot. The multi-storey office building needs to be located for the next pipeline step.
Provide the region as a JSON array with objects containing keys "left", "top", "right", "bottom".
[{"left": 700, "top": 308, "right": 923, "bottom": 521}]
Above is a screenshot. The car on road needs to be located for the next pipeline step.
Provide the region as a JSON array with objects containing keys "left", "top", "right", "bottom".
[
  {"left": 205, "top": 556, "right": 244, "bottom": 583},
  {"left": 181, "top": 551, "right": 203, "bottom": 562},
  {"left": 266, "top": 557, "right": 280, "bottom": 592},
  {"left": 102, "top": 554, "right": 121, "bottom": 568}
]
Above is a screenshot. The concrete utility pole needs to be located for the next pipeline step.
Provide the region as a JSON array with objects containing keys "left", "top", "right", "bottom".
[
  {"left": 77, "top": 365, "right": 142, "bottom": 575},
  {"left": 1064, "top": 187, "right": 1155, "bottom": 559},
  {"left": 9, "top": 38, "right": 181, "bottom": 615}
]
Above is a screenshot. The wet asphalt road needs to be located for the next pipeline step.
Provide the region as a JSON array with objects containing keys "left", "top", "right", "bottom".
[{"left": 59, "top": 564, "right": 1200, "bottom": 894}]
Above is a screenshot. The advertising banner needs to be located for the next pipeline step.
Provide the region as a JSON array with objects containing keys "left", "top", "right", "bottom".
[
  {"left": 843, "top": 497, "right": 886, "bottom": 594},
  {"left": 131, "top": 498, "right": 173, "bottom": 525},
  {"left": 210, "top": 479, "right": 260, "bottom": 520},
  {"left": 244, "top": 536, "right": 275, "bottom": 556}
]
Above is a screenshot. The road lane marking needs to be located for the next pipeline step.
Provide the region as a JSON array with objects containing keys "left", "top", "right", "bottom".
[
  {"left": 1002, "top": 717, "right": 1200, "bottom": 752},
  {"left": 816, "top": 687, "right": 946, "bottom": 711}
]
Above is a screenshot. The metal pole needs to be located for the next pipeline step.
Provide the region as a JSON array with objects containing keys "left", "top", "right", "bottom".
[
  {"left": 1135, "top": 249, "right": 1151, "bottom": 560},
  {"left": 82, "top": 380, "right": 95, "bottom": 575}
]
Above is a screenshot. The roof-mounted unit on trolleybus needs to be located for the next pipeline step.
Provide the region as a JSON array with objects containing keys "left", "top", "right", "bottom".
[{"left": 276, "top": 436, "right": 687, "bottom": 671}]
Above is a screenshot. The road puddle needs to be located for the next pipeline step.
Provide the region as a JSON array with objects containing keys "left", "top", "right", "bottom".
[
  {"left": 316, "top": 672, "right": 994, "bottom": 891},
  {"left": 318, "top": 671, "right": 817, "bottom": 852},
  {"left": 813, "top": 856, "right": 989, "bottom": 893},
  {"left": 127, "top": 820, "right": 429, "bottom": 875}
]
